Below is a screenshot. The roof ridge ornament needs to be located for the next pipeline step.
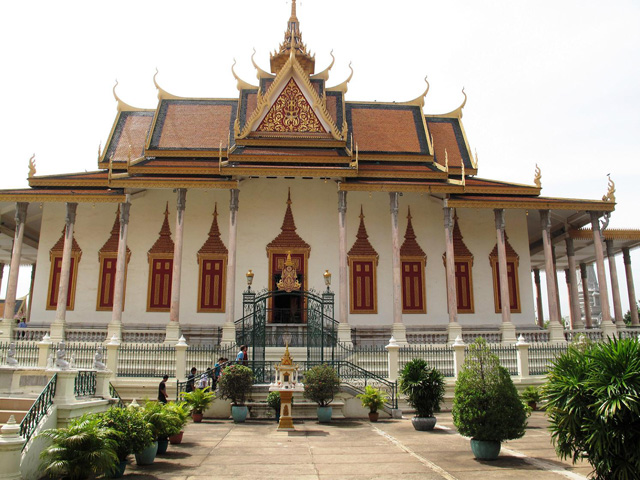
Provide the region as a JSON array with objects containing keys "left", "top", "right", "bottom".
[
  {"left": 251, "top": 49, "right": 274, "bottom": 79},
  {"left": 112, "top": 80, "right": 146, "bottom": 112},
  {"left": 533, "top": 164, "right": 542, "bottom": 189},
  {"left": 28, "top": 154, "right": 36, "bottom": 179},
  {"left": 231, "top": 59, "right": 258, "bottom": 91},
  {"left": 400, "top": 76, "right": 430, "bottom": 108},
  {"left": 326, "top": 61, "right": 353, "bottom": 93},
  {"left": 153, "top": 68, "right": 182, "bottom": 100},
  {"left": 432, "top": 87, "right": 468, "bottom": 119},
  {"left": 310, "top": 50, "right": 335, "bottom": 81},
  {"left": 602, "top": 176, "right": 616, "bottom": 203}
]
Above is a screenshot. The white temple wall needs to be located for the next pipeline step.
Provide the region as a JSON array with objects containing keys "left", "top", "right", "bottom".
[{"left": 29, "top": 180, "right": 535, "bottom": 330}]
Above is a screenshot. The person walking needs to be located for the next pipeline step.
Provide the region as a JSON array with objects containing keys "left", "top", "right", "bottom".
[
  {"left": 186, "top": 367, "right": 197, "bottom": 392},
  {"left": 236, "top": 345, "right": 248, "bottom": 366},
  {"left": 158, "top": 374, "right": 169, "bottom": 404}
]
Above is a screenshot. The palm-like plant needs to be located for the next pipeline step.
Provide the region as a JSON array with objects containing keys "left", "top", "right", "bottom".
[
  {"left": 181, "top": 386, "right": 215, "bottom": 414},
  {"left": 38, "top": 417, "right": 119, "bottom": 480},
  {"left": 399, "top": 359, "right": 445, "bottom": 418},
  {"left": 141, "top": 400, "right": 183, "bottom": 439},
  {"left": 543, "top": 337, "right": 640, "bottom": 479}
]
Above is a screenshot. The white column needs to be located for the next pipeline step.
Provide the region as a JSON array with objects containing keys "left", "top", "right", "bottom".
[
  {"left": 444, "top": 206, "right": 462, "bottom": 342},
  {"left": 389, "top": 192, "right": 407, "bottom": 345},
  {"left": 166, "top": 189, "right": 186, "bottom": 344},
  {"left": 50, "top": 203, "right": 77, "bottom": 342},
  {"left": 622, "top": 247, "right": 639, "bottom": 327},
  {"left": 221, "top": 189, "right": 239, "bottom": 345},
  {"left": 580, "top": 263, "right": 593, "bottom": 328},
  {"left": 495, "top": 209, "right": 515, "bottom": 342},
  {"left": 533, "top": 268, "right": 544, "bottom": 328},
  {"left": 107, "top": 199, "right": 131, "bottom": 341},
  {"left": 565, "top": 237, "right": 584, "bottom": 329},
  {"left": 337, "top": 191, "right": 352, "bottom": 343},
  {"left": 605, "top": 239, "right": 624, "bottom": 326},
  {"left": 539, "top": 210, "right": 564, "bottom": 342},
  {"left": 590, "top": 212, "right": 615, "bottom": 336},
  {"left": 0, "top": 202, "right": 28, "bottom": 340}
]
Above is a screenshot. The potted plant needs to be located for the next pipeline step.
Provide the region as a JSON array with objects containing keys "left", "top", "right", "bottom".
[
  {"left": 217, "top": 365, "right": 254, "bottom": 422},
  {"left": 453, "top": 338, "right": 527, "bottom": 460},
  {"left": 165, "top": 401, "right": 192, "bottom": 443},
  {"left": 37, "top": 416, "right": 119, "bottom": 480},
  {"left": 95, "top": 406, "right": 154, "bottom": 477},
  {"left": 543, "top": 337, "right": 640, "bottom": 478},
  {"left": 303, "top": 364, "right": 340, "bottom": 423},
  {"left": 356, "top": 385, "right": 389, "bottom": 422},
  {"left": 399, "top": 358, "right": 445, "bottom": 431},
  {"left": 181, "top": 386, "right": 215, "bottom": 423},
  {"left": 266, "top": 391, "right": 281, "bottom": 422},
  {"left": 140, "top": 400, "right": 182, "bottom": 456},
  {"left": 520, "top": 386, "right": 541, "bottom": 411}
]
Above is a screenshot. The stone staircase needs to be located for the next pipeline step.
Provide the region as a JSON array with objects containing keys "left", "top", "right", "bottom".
[{"left": 0, "top": 396, "right": 35, "bottom": 426}]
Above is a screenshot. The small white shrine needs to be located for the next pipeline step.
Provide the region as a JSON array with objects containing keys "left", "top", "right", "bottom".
[{"left": 269, "top": 344, "right": 303, "bottom": 430}]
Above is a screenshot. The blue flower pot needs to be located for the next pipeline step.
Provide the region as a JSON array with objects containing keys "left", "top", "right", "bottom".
[
  {"left": 317, "top": 406, "right": 332, "bottom": 423},
  {"left": 157, "top": 438, "right": 169, "bottom": 454},
  {"left": 232, "top": 405, "right": 248, "bottom": 423},
  {"left": 470, "top": 439, "right": 501, "bottom": 460},
  {"left": 134, "top": 441, "right": 158, "bottom": 466}
]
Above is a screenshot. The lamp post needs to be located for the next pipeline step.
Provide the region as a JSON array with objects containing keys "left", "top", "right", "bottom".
[
  {"left": 323, "top": 270, "right": 332, "bottom": 293},
  {"left": 246, "top": 269, "right": 254, "bottom": 292}
]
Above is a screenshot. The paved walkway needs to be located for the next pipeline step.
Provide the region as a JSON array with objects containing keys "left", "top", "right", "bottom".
[{"left": 123, "top": 411, "right": 592, "bottom": 479}]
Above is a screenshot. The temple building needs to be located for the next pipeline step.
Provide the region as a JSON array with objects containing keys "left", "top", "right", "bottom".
[{"left": 1, "top": 1, "right": 639, "bottom": 346}]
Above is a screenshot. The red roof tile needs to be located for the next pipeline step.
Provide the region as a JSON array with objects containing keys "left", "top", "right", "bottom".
[
  {"left": 427, "top": 121, "right": 463, "bottom": 168},
  {"left": 157, "top": 103, "right": 233, "bottom": 149},
  {"left": 350, "top": 108, "right": 422, "bottom": 153},
  {"left": 112, "top": 114, "right": 153, "bottom": 161}
]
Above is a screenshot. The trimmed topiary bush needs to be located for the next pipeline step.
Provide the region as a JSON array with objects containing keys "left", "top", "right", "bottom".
[
  {"left": 303, "top": 364, "right": 340, "bottom": 407},
  {"left": 217, "top": 364, "right": 254, "bottom": 406},
  {"left": 453, "top": 337, "right": 527, "bottom": 443},
  {"left": 543, "top": 337, "right": 640, "bottom": 479}
]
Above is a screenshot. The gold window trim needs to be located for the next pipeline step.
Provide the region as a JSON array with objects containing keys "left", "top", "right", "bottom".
[
  {"left": 442, "top": 255, "right": 475, "bottom": 314},
  {"left": 401, "top": 257, "right": 426, "bottom": 314},
  {"left": 147, "top": 253, "right": 173, "bottom": 313},
  {"left": 197, "top": 254, "right": 227, "bottom": 313},
  {"left": 348, "top": 255, "right": 378, "bottom": 314},
  {"left": 489, "top": 258, "right": 521, "bottom": 314},
  {"left": 46, "top": 252, "right": 81, "bottom": 311},
  {"left": 96, "top": 252, "right": 130, "bottom": 312}
]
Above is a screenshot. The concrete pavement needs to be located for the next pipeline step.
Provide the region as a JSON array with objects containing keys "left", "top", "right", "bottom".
[{"left": 122, "top": 411, "right": 592, "bottom": 479}]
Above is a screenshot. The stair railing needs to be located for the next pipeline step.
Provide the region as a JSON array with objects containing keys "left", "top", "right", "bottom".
[{"left": 19, "top": 373, "right": 57, "bottom": 450}]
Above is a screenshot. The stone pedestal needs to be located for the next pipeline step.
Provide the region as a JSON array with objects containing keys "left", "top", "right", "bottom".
[
  {"left": 220, "top": 322, "right": 236, "bottom": 345},
  {"left": 337, "top": 323, "right": 352, "bottom": 344},
  {"left": 95, "top": 370, "right": 114, "bottom": 399},
  {"left": 175, "top": 338, "right": 188, "bottom": 382},
  {"left": 548, "top": 322, "right": 566, "bottom": 343},
  {"left": 500, "top": 322, "right": 517, "bottom": 344},
  {"left": 164, "top": 322, "right": 181, "bottom": 345},
  {"left": 278, "top": 390, "right": 294, "bottom": 431},
  {"left": 106, "top": 322, "right": 123, "bottom": 343},
  {"left": 601, "top": 320, "right": 618, "bottom": 339},
  {"left": 0, "top": 416, "right": 24, "bottom": 480},
  {"left": 37, "top": 336, "right": 52, "bottom": 368},
  {"left": 51, "top": 369, "right": 78, "bottom": 404},
  {"left": 105, "top": 338, "right": 119, "bottom": 373},
  {"left": 391, "top": 323, "right": 408, "bottom": 346},
  {"left": 515, "top": 336, "right": 530, "bottom": 379},
  {"left": 385, "top": 338, "right": 400, "bottom": 382},
  {"left": 447, "top": 322, "right": 463, "bottom": 345},
  {"left": 49, "top": 322, "right": 66, "bottom": 343},
  {"left": 451, "top": 336, "right": 466, "bottom": 377}
]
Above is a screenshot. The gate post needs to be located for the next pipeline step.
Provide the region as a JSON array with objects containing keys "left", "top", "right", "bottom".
[{"left": 322, "top": 290, "right": 335, "bottom": 363}]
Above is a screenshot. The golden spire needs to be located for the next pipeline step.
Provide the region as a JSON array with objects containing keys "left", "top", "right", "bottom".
[
  {"left": 602, "top": 176, "right": 616, "bottom": 202},
  {"left": 28, "top": 154, "right": 36, "bottom": 178},
  {"left": 270, "top": 0, "right": 315, "bottom": 75}
]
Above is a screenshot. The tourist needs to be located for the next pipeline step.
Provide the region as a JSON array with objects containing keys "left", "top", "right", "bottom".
[
  {"left": 214, "top": 357, "right": 225, "bottom": 383},
  {"left": 186, "top": 367, "right": 197, "bottom": 392},
  {"left": 236, "top": 345, "right": 248, "bottom": 366},
  {"left": 158, "top": 374, "right": 169, "bottom": 404}
]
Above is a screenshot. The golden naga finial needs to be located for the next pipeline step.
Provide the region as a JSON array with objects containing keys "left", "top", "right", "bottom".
[
  {"left": 444, "top": 148, "right": 449, "bottom": 172},
  {"left": 108, "top": 157, "right": 113, "bottom": 183},
  {"left": 350, "top": 142, "right": 359, "bottom": 169},
  {"left": 602, "top": 176, "right": 616, "bottom": 202},
  {"left": 474, "top": 148, "right": 479, "bottom": 169},
  {"left": 534, "top": 164, "right": 542, "bottom": 189},
  {"left": 461, "top": 160, "right": 466, "bottom": 187},
  {"left": 28, "top": 154, "right": 36, "bottom": 178}
]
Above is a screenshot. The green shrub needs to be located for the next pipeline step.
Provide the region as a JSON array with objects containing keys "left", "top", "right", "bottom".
[
  {"left": 165, "top": 400, "right": 192, "bottom": 428},
  {"left": 453, "top": 338, "right": 527, "bottom": 442},
  {"left": 38, "top": 417, "right": 119, "bottom": 480},
  {"left": 303, "top": 364, "right": 340, "bottom": 407},
  {"left": 217, "top": 365, "right": 254, "bottom": 406},
  {"left": 95, "top": 406, "right": 154, "bottom": 460},
  {"left": 180, "top": 386, "right": 215, "bottom": 414},
  {"left": 141, "top": 400, "right": 182, "bottom": 439},
  {"left": 356, "top": 385, "right": 389, "bottom": 414},
  {"left": 520, "top": 386, "right": 541, "bottom": 408},
  {"left": 266, "top": 391, "right": 281, "bottom": 412},
  {"left": 399, "top": 359, "right": 445, "bottom": 418},
  {"left": 543, "top": 337, "right": 640, "bottom": 479}
]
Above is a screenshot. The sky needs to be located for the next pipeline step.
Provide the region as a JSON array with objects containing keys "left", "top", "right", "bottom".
[{"left": 1, "top": 0, "right": 639, "bottom": 320}]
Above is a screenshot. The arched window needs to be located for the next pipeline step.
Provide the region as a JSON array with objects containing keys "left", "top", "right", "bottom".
[
  {"left": 197, "top": 204, "right": 227, "bottom": 312},
  {"left": 348, "top": 207, "right": 379, "bottom": 314},
  {"left": 97, "top": 206, "right": 131, "bottom": 311},
  {"left": 47, "top": 228, "right": 82, "bottom": 310},
  {"left": 400, "top": 208, "right": 426, "bottom": 313},
  {"left": 147, "top": 203, "right": 173, "bottom": 312}
]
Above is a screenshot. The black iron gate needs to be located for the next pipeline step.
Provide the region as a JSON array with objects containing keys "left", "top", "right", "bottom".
[{"left": 235, "top": 288, "right": 336, "bottom": 382}]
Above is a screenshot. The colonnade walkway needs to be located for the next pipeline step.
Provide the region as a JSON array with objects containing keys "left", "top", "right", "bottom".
[{"left": 124, "top": 411, "right": 592, "bottom": 479}]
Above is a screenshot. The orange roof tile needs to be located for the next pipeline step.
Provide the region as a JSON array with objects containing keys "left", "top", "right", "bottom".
[
  {"left": 427, "top": 120, "right": 463, "bottom": 168},
  {"left": 348, "top": 207, "right": 379, "bottom": 258},
  {"left": 148, "top": 203, "right": 174, "bottom": 256},
  {"left": 349, "top": 107, "right": 423, "bottom": 153},
  {"left": 198, "top": 204, "right": 228, "bottom": 256},
  {"left": 111, "top": 113, "right": 153, "bottom": 161}
]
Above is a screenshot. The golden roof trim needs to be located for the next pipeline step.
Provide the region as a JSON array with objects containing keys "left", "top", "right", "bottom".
[
  {"left": 0, "top": 193, "right": 125, "bottom": 203},
  {"left": 232, "top": 59, "right": 258, "bottom": 91},
  {"left": 429, "top": 88, "right": 467, "bottom": 119},
  {"left": 447, "top": 198, "right": 616, "bottom": 211},
  {"left": 235, "top": 137, "right": 345, "bottom": 148},
  {"left": 251, "top": 49, "right": 275, "bottom": 79},
  {"left": 220, "top": 166, "right": 357, "bottom": 177},
  {"left": 153, "top": 68, "right": 184, "bottom": 100},
  {"left": 143, "top": 149, "right": 230, "bottom": 158},
  {"left": 230, "top": 154, "right": 349, "bottom": 164},
  {"left": 310, "top": 50, "right": 335, "bottom": 81},
  {"left": 28, "top": 177, "right": 107, "bottom": 188},
  {"left": 326, "top": 62, "right": 353, "bottom": 94},
  {"left": 399, "top": 76, "right": 430, "bottom": 108},
  {"left": 113, "top": 80, "right": 148, "bottom": 112},
  {"left": 570, "top": 228, "right": 640, "bottom": 241}
]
